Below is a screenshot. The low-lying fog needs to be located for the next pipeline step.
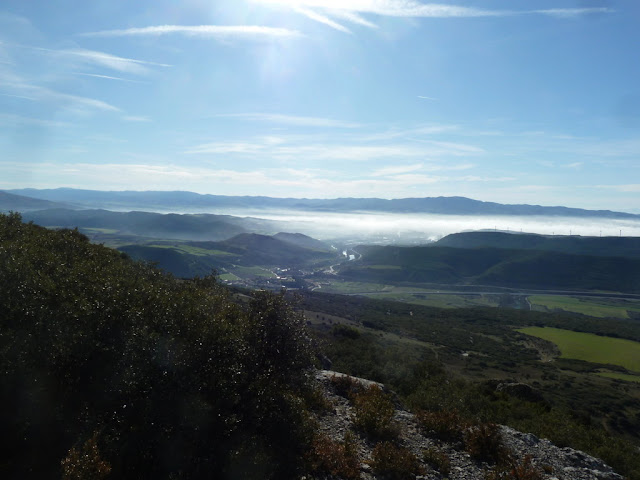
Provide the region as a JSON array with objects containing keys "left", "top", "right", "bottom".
[{"left": 212, "top": 209, "right": 640, "bottom": 244}]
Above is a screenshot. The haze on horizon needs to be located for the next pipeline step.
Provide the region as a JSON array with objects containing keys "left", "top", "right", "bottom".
[{"left": 1, "top": 1, "right": 639, "bottom": 212}]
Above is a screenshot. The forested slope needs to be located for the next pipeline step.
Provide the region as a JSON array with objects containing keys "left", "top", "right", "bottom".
[
  {"left": 341, "top": 245, "right": 640, "bottom": 293},
  {"left": 0, "top": 213, "right": 314, "bottom": 479}
]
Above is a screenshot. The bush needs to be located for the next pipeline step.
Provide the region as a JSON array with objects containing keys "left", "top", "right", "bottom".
[
  {"left": 306, "top": 432, "right": 360, "bottom": 480},
  {"left": 352, "top": 385, "right": 398, "bottom": 440},
  {"left": 332, "top": 324, "right": 361, "bottom": 339},
  {"left": 464, "top": 423, "right": 509, "bottom": 464},
  {"left": 0, "top": 213, "right": 316, "bottom": 479},
  {"left": 330, "top": 373, "right": 365, "bottom": 399},
  {"left": 416, "top": 409, "right": 468, "bottom": 442},
  {"left": 485, "top": 455, "right": 543, "bottom": 480},
  {"left": 423, "top": 446, "right": 451, "bottom": 476},
  {"left": 61, "top": 432, "right": 112, "bottom": 480},
  {"left": 370, "top": 441, "right": 423, "bottom": 480}
]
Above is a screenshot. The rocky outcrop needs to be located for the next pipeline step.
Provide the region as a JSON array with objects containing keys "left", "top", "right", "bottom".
[{"left": 310, "top": 370, "right": 622, "bottom": 480}]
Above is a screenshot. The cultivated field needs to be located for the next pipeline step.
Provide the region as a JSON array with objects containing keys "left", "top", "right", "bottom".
[
  {"left": 518, "top": 326, "right": 640, "bottom": 372},
  {"left": 529, "top": 295, "right": 640, "bottom": 319}
]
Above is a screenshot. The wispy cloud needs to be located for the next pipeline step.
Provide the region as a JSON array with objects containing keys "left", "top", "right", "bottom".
[
  {"left": 371, "top": 162, "right": 475, "bottom": 176},
  {"left": 596, "top": 184, "right": 640, "bottom": 193},
  {"left": 3, "top": 161, "right": 504, "bottom": 201},
  {"left": 62, "top": 48, "right": 171, "bottom": 73},
  {"left": 418, "top": 95, "right": 436, "bottom": 100},
  {"left": 533, "top": 8, "right": 613, "bottom": 18},
  {"left": 123, "top": 115, "right": 152, "bottom": 123},
  {"left": 252, "top": 1, "right": 613, "bottom": 33},
  {"left": 0, "top": 113, "right": 70, "bottom": 128},
  {"left": 329, "top": 9, "right": 379, "bottom": 29},
  {"left": 254, "top": 1, "right": 498, "bottom": 19},
  {"left": 294, "top": 7, "right": 352, "bottom": 33},
  {"left": 0, "top": 92, "right": 36, "bottom": 101},
  {"left": 371, "top": 163, "right": 425, "bottom": 176},
  {"left": 0, "top": 81, "right": 120, "bottom": 113},
  {"left": 185, "top": 136, "right": 483, "bottom": 160},
  {"left": 6, "top": 44, "right": 170, "bottom": 75},
  {"left": 73, "top": 72, "right": 148, "bottom": 83},
  {"left": 218, "top": 112, "right": 361, "bottom": 128},
  {"left": 565, "top": 162, "right": 583, "bottom": 169},
  {"left": 79, "top": 25, "right": 303, "bottom": 39},
  {"left": 360, "top": 124, "right": 458, "bottom": 141}
]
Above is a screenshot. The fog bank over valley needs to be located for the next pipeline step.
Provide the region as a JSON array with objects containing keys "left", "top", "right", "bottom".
[{"left": 194, "top": 209, "right": 640, "bottom": 244}]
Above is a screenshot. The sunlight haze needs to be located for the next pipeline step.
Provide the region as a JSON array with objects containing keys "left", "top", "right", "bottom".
[{"left": 1, "top": 1, "right": 638, "bottom": 212}]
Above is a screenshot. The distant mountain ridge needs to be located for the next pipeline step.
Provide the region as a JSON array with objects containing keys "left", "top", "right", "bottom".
[
  {"left": 7, "top": 188, "right": 639, "bottom": 218},
  {"left": 0, "top": 191, "right": 71, "bottom": 212}
]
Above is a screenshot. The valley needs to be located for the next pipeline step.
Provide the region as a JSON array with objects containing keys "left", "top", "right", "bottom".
[{"left": 3, "top": 191, "right": 640, "bottom": 478}]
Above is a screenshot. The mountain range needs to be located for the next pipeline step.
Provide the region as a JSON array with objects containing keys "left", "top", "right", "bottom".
[{"left": 4, "top": 188, "right": 639, "bottom": 218}]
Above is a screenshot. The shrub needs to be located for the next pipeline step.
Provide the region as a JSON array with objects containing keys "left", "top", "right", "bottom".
[
  {"left": 61, "top": 432, "right": 112, "bottom": 480},
  {"left": 352, "top": 385, "right": 398, "bottom": 440},
  {"left": 305, "top": 384, "right": 335, "bottom": 412},
  {"left": 332, "top": 324, "right": 361, "bottom": 339},
  {"left": 370, "top": 441, "right": 423, "bottom": 480},
  {"left": 306, "top": 432, "right": 360, "bottom": 480},
  {"left": 464, "top": 423, "right": 509, "bottom": 464},
  {"left": 485, "top": 455, "right": 543, "bottom": 480},
  {"left": 423, "top": 446, "right": 451, "bottom": 476},
  {"left": 416, "top": 409, "right": 467, "bottom": 442},
  {"left": 330, "top": 373, "right": 364, "bottom": 399},
  {"left": 0, "top": 214, "right": 316, "bottom": 478}
]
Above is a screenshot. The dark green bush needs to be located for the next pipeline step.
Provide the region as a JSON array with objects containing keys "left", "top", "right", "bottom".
[
  {"left": 61, "top": 432, "right": 112, "bottom": 480},
  {"left": 485, "top": 455, "right": 543, "bottom": 480},
  {"left": 330, "top": 373, "right": 364, "bottom": 399},
  {"left": 370, "top": 441, "right": 423, "bottom": 480},
  {"left": 416, "top": 409, "right": 468, "bottom": 442},
  {"left": 423, "top": 446, "right": 451, "bottom": 476},
  {"left": 464, "top": 423, "right": 509, "bottom": 464},
  {"left": 0, "top": 213, "right": 315, "bottom": 479},
  {"left": 352, "top": 385, "right": 398, "bottom": 440},
  {"left": 306, "top": 432, "right": 360, "bottom": 480},
  {"left": 331, "top": 323, "right": 361, "bottom": 339}
]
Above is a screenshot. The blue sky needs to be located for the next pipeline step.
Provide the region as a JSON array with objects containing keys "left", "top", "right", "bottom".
[{"left": 1, "top": 0, "right": 639, "bottom": 211}]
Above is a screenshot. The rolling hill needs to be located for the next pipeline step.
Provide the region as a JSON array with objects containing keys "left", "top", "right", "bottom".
[
  {"left": 436, "top": 231, "right": 640, "bottom": 258},
  {"left": 118, "top": 233, "right": 339, "bottom": 278},
  {"left": 339, "top": 244, "right": 640, "bottom": 293},
  {"left": 0, "top": 191, "right": 70, "bottom": 212},
  {"left": 20, "top": 208, "right": 279, "bottom": 242}
]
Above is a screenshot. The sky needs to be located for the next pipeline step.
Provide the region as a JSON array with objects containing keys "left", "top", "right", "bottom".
[{"left": 1, "top": 0, "right": 639, "bottom": 212}]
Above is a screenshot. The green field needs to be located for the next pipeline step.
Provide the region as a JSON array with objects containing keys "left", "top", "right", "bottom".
[
  {"left": 518, "top": 326, "right": 640, "bottom": 372},
  {"left": 147, "top": 244, "right": 234, "bottom": 257},
  {"left": 315, "top": 280, "right": 391, "bottom": 294},
  {"left": 218, "top": 272, "right": 240, "bottom": 281},
  {"left": 231, "top": 266, "right": 276, "bottom": 278},
  {"left": 529, "top": 295, "right": 639, "bottom": 319},
  {"left": 80, "top": 227, "right": 119, "bottom": 234}
]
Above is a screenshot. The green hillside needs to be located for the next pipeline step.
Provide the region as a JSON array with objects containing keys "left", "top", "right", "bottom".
[
  {"left": 117, "top": 233, "right": 338, "bottom": 278},
  {"left": 21, "top": 208, "right": 276, "bottom": 241},
  {"left": 437, "top": 231, "right": 640, "bottom": 258},
  {"left": 339, "top": 245, "right": 640, "bottom": 293}
]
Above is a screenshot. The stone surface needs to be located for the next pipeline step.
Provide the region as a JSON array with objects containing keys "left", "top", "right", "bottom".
[{"left": 309, "top": 370, "right": 623, "bottom": 480}]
